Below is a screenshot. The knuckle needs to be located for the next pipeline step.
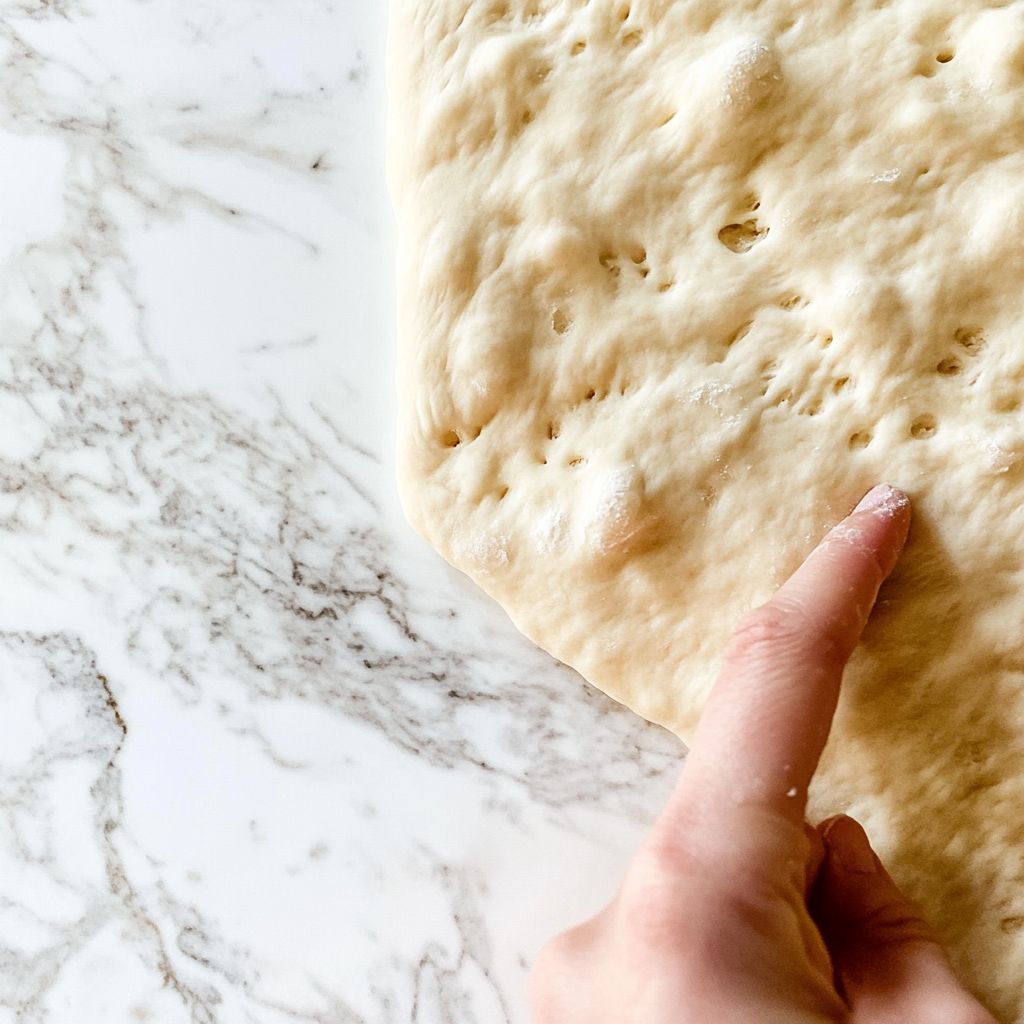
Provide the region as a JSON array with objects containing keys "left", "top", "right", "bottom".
[
  {"left": 620, "top": 865, "right": 673, "bottom": 919},
  {"left": 619, "top": 841, "right": 707, "bottom": 952},
  {"left": 727, "top": 600, "right": 846, "bottom": 670},
  {"left": 616, "top": 894, "right": 691, "bottom": 958},
  {"left": 728, "top": 601, "right": 810, "bottom": 659},
  {"left": 633, "top": 829, "right": 698, "bottom": 880}
]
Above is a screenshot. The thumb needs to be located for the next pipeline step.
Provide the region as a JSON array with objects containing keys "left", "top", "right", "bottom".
[{"left": 812, "top": 815, "right": 996, "bottom": 1024}]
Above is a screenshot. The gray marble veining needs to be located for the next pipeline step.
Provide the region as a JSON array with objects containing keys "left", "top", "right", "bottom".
[{"left": 0, "top": 2, "right": 684, "bottom": 1021}]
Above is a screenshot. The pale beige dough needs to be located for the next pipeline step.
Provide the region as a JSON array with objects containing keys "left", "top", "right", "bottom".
[{"left": 389, "top": 1, "right": 1024, "bottom": 1017}]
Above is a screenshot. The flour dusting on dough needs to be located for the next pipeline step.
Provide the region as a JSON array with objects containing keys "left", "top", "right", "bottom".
[
  {"left": 584, "top": 468, "right": 646, "bottom": 556},
  {"left": 967, "top": 433, "right": 1019, "bottom": 475},
  {"left": 532, "top": 506, "right": 569, "bottom": 555},
  {"left": 687, "top": 380, "right": 743, "bottom": 428},
  {"left": 721, "top": 38, "right": 782, "bottom": 110},
  {"left": 455, "top": 533, "right": 509, "bottom": 574},
  {"left": 870, "top": 168, "right": 902, "bottom": 184},
  {"left": 689, "top": 380, "right": 732, "bottom": 406}
]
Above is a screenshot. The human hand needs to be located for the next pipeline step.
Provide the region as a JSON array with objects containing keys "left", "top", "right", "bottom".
[{"left": 531, "top": 484, "right": 996, "bottom": 1024}]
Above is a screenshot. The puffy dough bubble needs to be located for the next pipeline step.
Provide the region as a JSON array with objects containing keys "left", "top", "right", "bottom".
[
  {"left": 454, "top": 531, "right": 510, "bottom": 574},
  {"left": 721, "top": 37, "right": 783, "bottom": 111},
  {"left": 582, "top": 465, "right": 649, "bottom": 556}
]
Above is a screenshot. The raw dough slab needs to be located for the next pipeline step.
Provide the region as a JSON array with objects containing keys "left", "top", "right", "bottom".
[{"left": 389, "top": 1, "right": 1024, "bottom": 1016}]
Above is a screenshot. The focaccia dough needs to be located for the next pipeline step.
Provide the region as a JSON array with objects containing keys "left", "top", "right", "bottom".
[{"left": 389, "top": 1, "right": 1024, "bottom": 1016}]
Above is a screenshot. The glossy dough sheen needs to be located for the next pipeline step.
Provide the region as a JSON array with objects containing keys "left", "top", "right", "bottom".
[{"left": 389, "top": 1, "right": 1024, "bottom": 1015}]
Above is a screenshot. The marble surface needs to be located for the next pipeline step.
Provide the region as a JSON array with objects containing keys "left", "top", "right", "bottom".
[{"left": 0, "top": 2, "right": 685, "bottom": 1021}]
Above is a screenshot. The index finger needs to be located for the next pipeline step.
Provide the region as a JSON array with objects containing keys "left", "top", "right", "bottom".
[{"left": 665, "top": 484, "right": 911, "bottom": 853}]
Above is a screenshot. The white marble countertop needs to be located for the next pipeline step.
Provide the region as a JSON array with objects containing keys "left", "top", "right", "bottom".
[{"left": 0, "top": 2, "right": 684, "bottom": 1021}]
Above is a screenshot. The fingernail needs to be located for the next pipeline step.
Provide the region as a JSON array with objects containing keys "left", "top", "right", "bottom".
[
  {"left": 823, "top": 815, "right": 878, "bottom": 874},
  {"left": 852, "top": 483, "right": 910, "bottom": 518}
]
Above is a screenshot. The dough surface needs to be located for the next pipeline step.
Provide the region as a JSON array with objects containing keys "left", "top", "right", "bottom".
[{"left": 389, "top": 1, "right": 1024, "bottom": 1016}]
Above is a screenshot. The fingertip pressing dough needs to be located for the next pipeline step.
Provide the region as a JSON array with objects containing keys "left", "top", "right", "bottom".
[{"left": 389, "top": 1, "right": 1024, "bottom": 1016}]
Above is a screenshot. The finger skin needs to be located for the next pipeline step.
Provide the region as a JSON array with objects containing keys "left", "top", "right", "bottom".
[
  {"left": 813, "top": 815, "right": 997, "bottom": 1024},
  {"left": 667, "top": 484, "right": 911, "bottom": 851}
]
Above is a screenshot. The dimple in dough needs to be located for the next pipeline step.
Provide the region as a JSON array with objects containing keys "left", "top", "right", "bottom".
[{"left": 388, "top": 1, "right": 1024, "bottom": 1017}]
